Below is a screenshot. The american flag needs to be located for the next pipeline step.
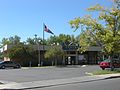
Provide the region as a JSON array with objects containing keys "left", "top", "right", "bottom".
[{"left": 44, "top": 24, "right": 54, "bottom": 35}]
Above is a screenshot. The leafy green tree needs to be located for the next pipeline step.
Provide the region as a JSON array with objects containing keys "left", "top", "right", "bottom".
[
  {"left": 45, "top": 46, "right": 64, "bottom": 66},
  {"left": 69, "top": 0, "right": 120, "bottom": 55},
  {"left": 0, "top": 38, "right": 10, "bottom": 48},
  {"left": 9, "top": 35, "right": 21, "bottom": 45},
  {"left": 0, "top": 52, "right": 3, "bottom": 59},
  {"left": 47, "top": 34, "right": 78, "bottom": 46},
  {"left": 46, "top": 35, "right": 58, "bottom": 45},
  {"left": 27, "top": 37, "right": 42, "bottom": 45},
  {"left": 5, "top": 43, "right": 37, "bottom": 66},
  {"left": 58, "top": 34, "right": 71, "bottom": 45},
  {"left": 26, "top": 34, "right": 44, "bottom": 45},
  {"left": 0, "top": 35, "right": 21, "bottom": 48}
]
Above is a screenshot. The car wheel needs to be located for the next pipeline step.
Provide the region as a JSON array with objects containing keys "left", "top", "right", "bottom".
[
  {"left": 110, "top": 66, "right": 114, "bottom": 71},
  {"left": 15, "top": 65, "right": 21, "bottom": 69},
  {"left": 1, "top": 65, "right": 5, "bottom": 69}
]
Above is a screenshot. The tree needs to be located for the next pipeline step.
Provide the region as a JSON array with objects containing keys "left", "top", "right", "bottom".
[
  {"left": 9, "top": 35, "right": 21, "bottom": 45},
  {"left": 26, "top": 34, "right": 44, "bottom": 45},
  {"left": 5, "top": 43, "right": 37, "bottom": 66},
  {"left": 69, "top": 0, "right": 120, "bottom": 70},
  {"left": 46, "top": 35, "right": 59, "bottom": 45},
  {"left": 26, "top": 37, "right": 42, "bottom": 45},
  {"left": 0, "top": 35, "right": 21, "bottom": 48},
  {"left": 0, "top": 38, "right": 10, "bottom": 48},
  {"left": 45, "top": 46, "right": 64, "bottom": 66},
  {"left": 69, "top": 0, "right": 120, "bottom": 55},
  {"left": 47, "top": 34, "right": 78, "bottom": 46}
]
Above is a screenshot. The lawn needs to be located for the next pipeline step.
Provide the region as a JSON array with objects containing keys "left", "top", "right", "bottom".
[{"left": 92, "top": 69, "right": 120, "bottom": 75}]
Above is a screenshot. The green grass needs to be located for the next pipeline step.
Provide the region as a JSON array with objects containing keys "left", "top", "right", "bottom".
[{"left": 92, "top": 69, "right": 120, "bottom": 75}]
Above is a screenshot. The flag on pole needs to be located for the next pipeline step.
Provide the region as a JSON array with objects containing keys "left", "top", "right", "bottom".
[{"left": 44, "top": 24, "right": 54, "bottom": 35}]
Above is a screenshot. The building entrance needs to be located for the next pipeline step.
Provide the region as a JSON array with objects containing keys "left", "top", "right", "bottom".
[{"left": 65, "top": 56, "right": 76, "bottom": 65}]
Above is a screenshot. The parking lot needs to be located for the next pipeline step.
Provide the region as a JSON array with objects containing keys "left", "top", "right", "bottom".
[{"left": 0, "top": 65, "right": 99, "bottom": 83}]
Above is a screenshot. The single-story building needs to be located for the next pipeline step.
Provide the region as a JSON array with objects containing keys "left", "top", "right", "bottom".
[{"left": 1, "top": 44, "right": 102, "bottom": 66}]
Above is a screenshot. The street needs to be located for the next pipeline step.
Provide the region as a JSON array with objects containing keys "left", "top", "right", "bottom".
[
  {"left": 0, "top": 65, "right": 99, "bottom": 83},
  {"left": 33, "top": 78, "right": 120, "bottom": 90},
  {"left": 0, "top": 65, "right": 120, "bottom": 90}
]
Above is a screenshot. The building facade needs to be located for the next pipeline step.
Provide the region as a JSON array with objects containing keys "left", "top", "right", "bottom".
[
  {"left": 62, "top": 45, "right": 101, "bottom": 65},
  {"left": 1, "top": 44, "right": 101, "bottom": 66}
]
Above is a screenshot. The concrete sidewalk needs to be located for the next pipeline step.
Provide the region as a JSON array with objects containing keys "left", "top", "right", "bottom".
[{"left": 0, "top": 74, "right": 120, "bottom": 90}]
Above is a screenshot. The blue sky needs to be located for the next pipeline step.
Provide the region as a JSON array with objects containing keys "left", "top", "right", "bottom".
[{"left": 0, "top": 0, "right": 113, "bottom": 42}]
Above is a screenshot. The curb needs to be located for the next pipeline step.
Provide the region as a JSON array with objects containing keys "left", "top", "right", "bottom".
[
  {"left": 0, "top": 81, "right": 17, "bottom": 84},
  {"left": 21, "top": 66, "right": 55, "bottom": 69},
  {"left": 21, "top": 65, "right": 87, "bottom": 69}
]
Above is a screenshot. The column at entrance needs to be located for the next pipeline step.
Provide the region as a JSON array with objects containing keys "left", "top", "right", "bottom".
[{"left": 76, "top": 51, "right": 78, "bottom": 65}]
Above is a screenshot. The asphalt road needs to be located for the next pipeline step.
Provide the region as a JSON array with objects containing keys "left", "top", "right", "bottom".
[
  {"left": 33, "top": 78, "right": 120, "bottom": 90},
  {"left": 0, "top": 65, "right": 99, "bottom": 83}
]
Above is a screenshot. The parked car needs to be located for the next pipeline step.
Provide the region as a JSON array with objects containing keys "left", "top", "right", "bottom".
[
  {"left": 99, "top": 59, "right": 120, "bottom": 70},
  {"left": 0, "top": 61, "right": 21, "bottom": 69}
]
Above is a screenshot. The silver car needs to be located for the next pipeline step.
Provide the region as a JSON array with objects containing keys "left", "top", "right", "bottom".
[{"left": 0, "top": 61, "right": 21, "bottom": 69}]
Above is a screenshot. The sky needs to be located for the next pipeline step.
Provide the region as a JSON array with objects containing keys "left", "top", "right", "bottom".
[{"left": 0, "top": 0, "right": 113, "bottom": 42}]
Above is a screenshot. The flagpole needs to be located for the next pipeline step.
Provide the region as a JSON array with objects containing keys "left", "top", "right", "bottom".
[{"left": 42, "top": 23, "right": 45, "bottom": 66}]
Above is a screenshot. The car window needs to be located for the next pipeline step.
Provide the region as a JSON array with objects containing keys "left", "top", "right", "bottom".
[
  {"left": 4, "top": 61, "right": 13, "bottom": 64},
  {"left": 9, "top": 61, "right": 14, "bottom": 64},
  {"left": 4, "top": 61, "right": 10, "bottom": 64},
  {"left": 0, "top": 61, "right": 4, "bottom": 64},
  {"left": 103, "top": 59, "right": 111, "bottom": 62}
]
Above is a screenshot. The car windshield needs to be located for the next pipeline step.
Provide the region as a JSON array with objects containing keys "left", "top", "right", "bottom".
[
  {"left": 0, "top": 61, "right": 5, "bottom": 64},
  {"left": 103, "top": 59, "right": 111, "bottom": 62}
]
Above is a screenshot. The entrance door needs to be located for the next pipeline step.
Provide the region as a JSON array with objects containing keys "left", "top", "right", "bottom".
[{"left": 65, "top": 56, "right": 76, "bottom": 65}]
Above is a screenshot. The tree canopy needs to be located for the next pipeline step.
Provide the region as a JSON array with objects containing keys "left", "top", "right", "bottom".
[
  {"left": 69, "top": 0, "right": 120, "bottom": 54},
  {"left": 0, "top": 35, "right": 21, "bottom": 48},
  {"left": 44, "top": 45, "right": 64, "bottom": 65},
  {"left": 46, "top": 34, "right": 78, "bottom": 46}
]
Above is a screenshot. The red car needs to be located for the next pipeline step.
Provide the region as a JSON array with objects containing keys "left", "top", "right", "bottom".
[{"left": 99, "top": 59, "right": 120, "bottom": 70}]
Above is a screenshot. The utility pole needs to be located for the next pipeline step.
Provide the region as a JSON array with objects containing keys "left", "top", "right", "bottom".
[{"left": 34, "top": 34, "right": 41, "bottom": 67}]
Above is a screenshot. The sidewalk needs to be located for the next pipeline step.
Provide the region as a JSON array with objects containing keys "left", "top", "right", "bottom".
[{"left": 0, "top": 73, "right": 120, "bottom": 90}]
